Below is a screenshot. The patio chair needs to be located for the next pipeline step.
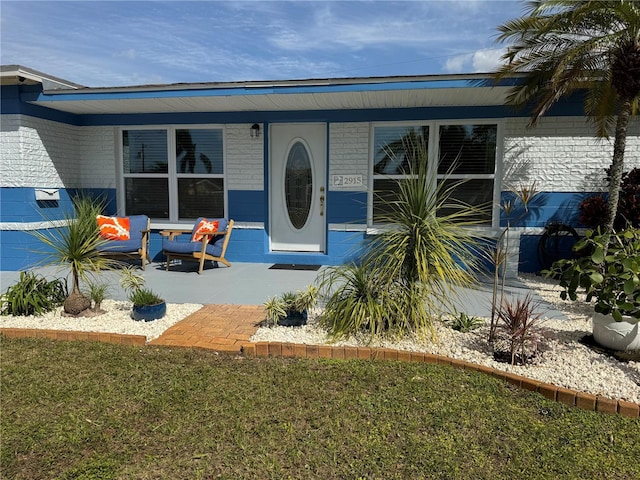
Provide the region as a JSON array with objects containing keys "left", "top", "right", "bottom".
[
  {"left": 161, "top": 218, "right": 234, "bottom": 274},
  {"left": 96, "top": 214, "right": 151, "bottom": 270}
]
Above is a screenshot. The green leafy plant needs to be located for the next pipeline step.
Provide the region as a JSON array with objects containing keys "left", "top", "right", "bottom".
[
  {"left": 321, "top": 134, "right": 488, "bottom": 340},
  {"left": 119, "top": 266, "right": 164, "bottom": 307},
  {"left": 85, "top": 281, "right": 109, "bottom": 311},
  {"left": 263, "top": 285, "right": 318, "bottom": 327},
  {"left": 495, "top": 294, "right": 544, "bottom": 366},
  {"left": 30, "top": 193, "right": 114, "bottom": 315},
  {"left": 544, "top": 228, "right": 640, "bottom": 321},
  {"left": 319, "top": 262, "right": 393, "bottom": 338},
  {"left": 450, "top": 311, "right": 484, "bottom": 333},
  {"left": 0, "top": 271, "right": 67, "bottom": 316},
  {"left": 129, "top": 288, "right": 164, "bottom": 307}
]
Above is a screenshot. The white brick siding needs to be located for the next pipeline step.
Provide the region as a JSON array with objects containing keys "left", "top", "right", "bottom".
[
  {"left": 77, "top": 126, "right": 117, "bottom": 188},
  {"left": 226, "top": 124, "right": 264, "bottom": 191},
  {"left": 0, "top": 115, "right": 117, "bottom": 189},
  {"left": 504, "top": 116, "right": 640, "bottom": 192},
  {"left": 329, "top": 123, "right": 369, "bottom": 192},
  {"left": 1, "top": 114, "right": 79, "bottom": 188}
]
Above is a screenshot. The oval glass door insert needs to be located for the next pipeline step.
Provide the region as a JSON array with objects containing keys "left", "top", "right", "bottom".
[{"left": 285, "top": 141, "right": 313, "bottom": 230}]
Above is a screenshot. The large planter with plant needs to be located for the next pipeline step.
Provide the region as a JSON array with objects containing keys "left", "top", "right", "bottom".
[
  {"left": 545, "top": 228, "right": 640, "bottom": 351},
  {"left": 263, "top": 285, "right": 318, "bottom": 327},
  {"left": 592, "top": 312, "right": 640, "bottom": 351},
  {"left": 120, "top": 267, "right": 166, "bottom": 322},
  {"left": 130, "top": 289, "right": 167, "bottom": 322}
]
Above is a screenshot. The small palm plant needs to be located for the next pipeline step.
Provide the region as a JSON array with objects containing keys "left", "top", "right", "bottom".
[
  {"left": 31, "top": 194, "right": 114, "bottom": 315},
  {"left": 119, "top": 266, "right": 163, "bottom": 307}
]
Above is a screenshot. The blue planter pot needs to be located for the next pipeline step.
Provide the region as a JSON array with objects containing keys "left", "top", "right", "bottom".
[{"left": 132, "top": 301, "right": 167, "bottom": 322}]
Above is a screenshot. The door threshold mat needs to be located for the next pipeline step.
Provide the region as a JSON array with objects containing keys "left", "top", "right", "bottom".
[{"left": 269, "top": 264, "right": 322, "bottom": 271}]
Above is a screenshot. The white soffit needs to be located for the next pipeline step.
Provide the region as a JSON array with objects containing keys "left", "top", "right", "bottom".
[{"left": 30, "top": 87, "right": 511, "bottom": 115}]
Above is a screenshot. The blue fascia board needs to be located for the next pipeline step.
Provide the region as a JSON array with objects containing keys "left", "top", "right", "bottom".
[{"left": 1, "top": 84, "right": 81, "bottom": 124}]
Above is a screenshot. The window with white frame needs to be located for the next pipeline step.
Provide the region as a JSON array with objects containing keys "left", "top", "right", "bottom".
[
  {"left": 121, "top": 127, "right": 225, "bottom": 221},
  {"left": 371, "top": 122, "right": 497, "bottom": 226}
]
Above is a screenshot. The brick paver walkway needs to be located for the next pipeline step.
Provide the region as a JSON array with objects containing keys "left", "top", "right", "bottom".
[{"left": 149, "top": 304, "right": 265, "bottom": 353}]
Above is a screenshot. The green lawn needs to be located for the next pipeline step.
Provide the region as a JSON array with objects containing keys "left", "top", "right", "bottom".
[{"left": 1, "top": 336, "right": 638, "bottom": 480}]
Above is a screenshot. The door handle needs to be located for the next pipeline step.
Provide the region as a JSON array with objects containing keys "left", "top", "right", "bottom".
[{"left": 320, "top": 186, "right": 325, "bottom": 216}]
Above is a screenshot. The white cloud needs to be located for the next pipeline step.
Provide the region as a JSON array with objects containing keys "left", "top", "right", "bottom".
[
  {"left": 444, "top": 54, "right": 473, "bottom": 74},
  {"left": 115, "top": 49, "right": 137, "bottom": 60},
  {"left": 471, "top": 48, "right": 506, "bottom": 72},
  {"left": 443, "top": 48, "right": 506, "bottom": 73}
]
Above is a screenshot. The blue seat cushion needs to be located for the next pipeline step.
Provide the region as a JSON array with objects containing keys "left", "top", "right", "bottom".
[
  {"left": 97, "top": 239, "right": 142, "bottom": 253},
  {"left": 162, "top": 237, "right": 223, "bottom": 258}
]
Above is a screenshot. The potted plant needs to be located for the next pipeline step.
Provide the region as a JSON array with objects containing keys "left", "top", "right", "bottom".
[
  {"left": 545, "top": 228, "right": 640, "bottom": 351},
  {"left": 263, "top": 285, "right": 318, "bottom": 327},
  {"left": 120, "top": 267, "right": 166, "bottom": 321}
]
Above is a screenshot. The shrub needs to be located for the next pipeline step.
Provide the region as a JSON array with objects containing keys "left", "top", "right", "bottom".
[
  {"left": 495, "top": 294, "right": 544, "bottom": 366},
  {"left": 0, "top": 271, "right": 67, "bottom": 316},
  {"left": 450, "top": 312, "right": 484, "bottom": 333},
  {"left": 85, "top": 282, "right": 109, "bottom": 311},
  {"left": 129, "top": 288, "right": 163, "bottom": 307},
  {"left": 119, "top": 266, "right": 164, "bottom": 307},
  {"left": 544, "top": 227, "right": 640, "bottom": 320},
  {"left": 579, "top": 167, "right": 640, "bottom": 229},
  {"left": 321, "top": 134, "right": 488, "bottom": 340},
  {"left": 264, "top": 285, "right": 318, "bottom": 327}
]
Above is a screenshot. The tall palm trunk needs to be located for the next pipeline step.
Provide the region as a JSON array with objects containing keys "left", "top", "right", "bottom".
[{"left": 605, "top": 98, "right": 633, "bottom": 234}]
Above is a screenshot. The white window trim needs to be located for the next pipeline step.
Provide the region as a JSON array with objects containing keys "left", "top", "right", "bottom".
[
  {"left": 368, "top": 119, "right": 503, "bottom": 229},
  {"left": 116, "top": 124, "right": 228, "bottom": 227}
]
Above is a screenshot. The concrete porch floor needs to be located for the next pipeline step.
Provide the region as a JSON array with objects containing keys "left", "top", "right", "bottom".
[
  {"left": 0, "top": 261, "right": 550, "bottom": 313},
  {"left": 1, "top": 261, "right": 564, "bottom": 353}
]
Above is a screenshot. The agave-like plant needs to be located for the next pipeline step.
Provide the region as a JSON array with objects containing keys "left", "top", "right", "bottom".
[
  {"left": 321, "top": 136, "right": 489, "bottom": 340},
  {"left": 31, "top": 194, "right": 115, "bottom": 315}
]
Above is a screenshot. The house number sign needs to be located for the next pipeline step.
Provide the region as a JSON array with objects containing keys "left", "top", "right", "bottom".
[{"left": 332, "top": 175, "right": 363, "bottom": 187}]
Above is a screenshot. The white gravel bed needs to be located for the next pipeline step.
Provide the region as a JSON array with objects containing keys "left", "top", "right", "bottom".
[
  {"left": 0, "top": 299, "right": 202, "bottom": 341},
  {"left": 251, "top": 274, "right": 640, "bottom": 404}
]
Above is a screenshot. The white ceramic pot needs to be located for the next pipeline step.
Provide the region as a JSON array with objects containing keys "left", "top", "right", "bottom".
[{"left": 592, "top": 312, "right": 640, "bottom": 351}]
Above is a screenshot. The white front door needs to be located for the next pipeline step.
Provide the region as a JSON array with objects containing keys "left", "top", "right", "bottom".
[{"left": 270, "top": 123, "right": 326, "bottom": 252}]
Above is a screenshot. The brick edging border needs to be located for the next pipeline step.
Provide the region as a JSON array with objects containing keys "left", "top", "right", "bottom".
[
  {"left": 241, "top": 341, "right": 640, "bottom": 419},
  {"left": 2, "top": 328, "right": 637, "bottom": 419},
  {"left": 0, "top": 328, "right": 146, "bottom": 346}
]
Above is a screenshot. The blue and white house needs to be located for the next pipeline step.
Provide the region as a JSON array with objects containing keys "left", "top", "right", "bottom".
[{"left": 1, "top": 65, "right": 638, "bottom": 273}]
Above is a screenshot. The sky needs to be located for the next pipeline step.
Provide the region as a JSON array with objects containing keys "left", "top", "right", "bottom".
[{"left": 0, "top": 0, "right": 527, "bottom": 88}]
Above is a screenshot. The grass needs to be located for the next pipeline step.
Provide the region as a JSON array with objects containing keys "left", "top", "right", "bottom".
[{"left": 2, "top": 336, "right": 639, "bottom": 479}]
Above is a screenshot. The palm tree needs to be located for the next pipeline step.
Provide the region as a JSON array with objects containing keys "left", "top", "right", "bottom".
[
  {"left": 494, "top": 0, "right": 640, "bottom": 234},
  {"left": 31, "top": 194, "right": 115, "bottom": 315}
]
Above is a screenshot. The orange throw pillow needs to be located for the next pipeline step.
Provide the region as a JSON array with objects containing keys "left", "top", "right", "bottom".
[
  {"left": 97, "top": 215, "right": 131, "bottom": 241},
  {"left": 191, "top": 219, "right": 219, "bottom": 242}
]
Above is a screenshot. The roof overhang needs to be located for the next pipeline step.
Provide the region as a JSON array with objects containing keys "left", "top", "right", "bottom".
[
  {"left": 26, "top": 73, "right": 518, "bottom": 115},
  {"left": 0, "top": 65, "right": 84, "bottom": 90}
]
